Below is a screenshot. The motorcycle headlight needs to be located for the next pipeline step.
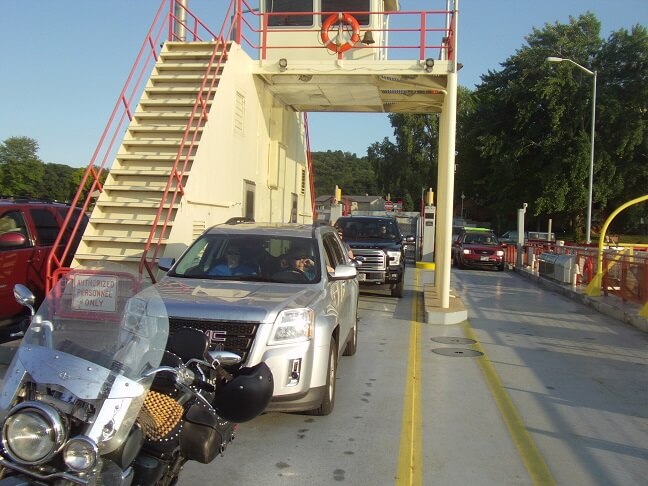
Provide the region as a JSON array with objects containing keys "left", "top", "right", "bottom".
[
  {"left": 2, "top": 402, "right": 66, "bottom": 465},
  {"left": 268, "top": 308, "right": 314, "bottom": 345},
  {"left": 63, "top": 436, "right": 98, "bottom": 472},
  {"left": 386, "top": 250, "right": 401, "bottom": 265}
]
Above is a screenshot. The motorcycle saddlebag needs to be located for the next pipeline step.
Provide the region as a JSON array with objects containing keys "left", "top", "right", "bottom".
[{"left": 180, "top": 402, "right": 236, "bottom": 464}]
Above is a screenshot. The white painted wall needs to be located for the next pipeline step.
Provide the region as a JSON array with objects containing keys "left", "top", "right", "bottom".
[{"left": 163, "top": 44, "right": 313, "bottom": 260}]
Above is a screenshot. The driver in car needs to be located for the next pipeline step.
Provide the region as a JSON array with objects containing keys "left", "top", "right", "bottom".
[
  {"left": 209, "top": 245, "right": 257, "bottom": 276},
  {"left": 284, "top": 248, "right": 316, "bottom": 280}
]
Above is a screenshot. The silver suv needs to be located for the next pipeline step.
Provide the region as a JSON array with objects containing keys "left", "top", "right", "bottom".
[{"left": 156, "top": 223, "right": 359, "bottom": 415}]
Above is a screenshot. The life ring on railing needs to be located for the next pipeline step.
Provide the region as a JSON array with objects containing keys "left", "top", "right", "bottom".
[{"left": 320, "top": 12, "right": 361, "bottom": 53}]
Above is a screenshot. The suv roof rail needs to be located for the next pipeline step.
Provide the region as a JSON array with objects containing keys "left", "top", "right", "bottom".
[{"left": 0, "top": 195, "right": 69, "bottom": 204}]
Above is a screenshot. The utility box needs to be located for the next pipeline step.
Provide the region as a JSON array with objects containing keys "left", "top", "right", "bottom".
[
  {"left": 554, "top": 254, "right": 576, "bottom": 284},
  {"left": 421, "top": 205, "right": 436, "bottom": 262},
  {"left": 259, "top": 0, "right": 400, "bottom": 61},
  {"left": 538, "top": 253, "right": 575, "bottom": 284},
  {"left": 538, "top": 253, "right": 558, "bottom": 279}
]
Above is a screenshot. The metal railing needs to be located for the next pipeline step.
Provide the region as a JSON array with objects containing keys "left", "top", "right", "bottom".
[
  {"left": 230, "top": 0, "right": 455, "bottom": 61},
  {"left": 505, "top": 242, "right": 648, "bottom": 306}
]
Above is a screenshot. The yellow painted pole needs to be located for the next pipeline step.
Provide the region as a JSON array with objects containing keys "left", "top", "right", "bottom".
[{"left": 586, "top": 194, "right": 648, "bottom": 296}]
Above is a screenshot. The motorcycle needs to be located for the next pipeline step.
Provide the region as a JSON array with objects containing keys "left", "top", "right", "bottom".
[{"left": 0, "top": 265, "right": 273, "bottom": 485}]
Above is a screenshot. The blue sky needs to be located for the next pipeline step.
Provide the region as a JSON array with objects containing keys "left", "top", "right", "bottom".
[{"left": 1, "top": 0, "right": 646, "bottom": 167}]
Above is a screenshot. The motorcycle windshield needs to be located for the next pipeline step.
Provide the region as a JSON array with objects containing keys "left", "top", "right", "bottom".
[{"left": 2, "top": 266, "right": 169, "bottom": 452}]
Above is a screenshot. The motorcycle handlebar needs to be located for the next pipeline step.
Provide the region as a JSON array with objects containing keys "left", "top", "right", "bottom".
[{"left": 144, "top": 365, "right": 216, "bottom": 394}]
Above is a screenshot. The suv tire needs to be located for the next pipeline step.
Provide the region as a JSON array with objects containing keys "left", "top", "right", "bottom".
[
  {"left": 312, "top": 336, "right": 337, "bottom": 416},
  {"left": 343, "top": 312, "right": 358, "bottom": 356},
  {"left": 391, "top": 278, "right": 404, "bottom": 298}
]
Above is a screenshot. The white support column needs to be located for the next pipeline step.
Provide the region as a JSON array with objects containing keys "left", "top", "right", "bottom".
[
  {"left": 435, "top": 77, "right": 458, "bottom": 308},
  {"left": 434, "top": 1, "right": 459, "bottom": 309}
]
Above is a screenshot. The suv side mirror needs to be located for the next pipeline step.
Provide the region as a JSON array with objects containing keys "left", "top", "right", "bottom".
[
  {"left": 158, "top": 257, "right": 175, "bottom": 272},
  {"left": 0, "top": 232, "right": 27, "bottom": 248},
  {"left": 330, "top": 264, "right": 357, "bottom": 280}
]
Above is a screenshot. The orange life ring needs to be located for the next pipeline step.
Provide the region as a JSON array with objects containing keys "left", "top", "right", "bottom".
[{"left": 320, "top": 12, "right": 361, "bottom": 53}]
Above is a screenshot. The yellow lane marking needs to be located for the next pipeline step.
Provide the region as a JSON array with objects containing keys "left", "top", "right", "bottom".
[
  {"left": 396, "top": 269, "right": 422, "bottom": 486},
  {"left": 461, "top": 321, "right": 556, "bottom": 485}
]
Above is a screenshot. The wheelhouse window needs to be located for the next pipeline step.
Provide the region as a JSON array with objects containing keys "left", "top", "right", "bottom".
[
  {"left": 321, "top": 0, "right": 370, "bottom": 25},
  {"left": 266, "top": 0, "right": 314, "bottom": 27}
]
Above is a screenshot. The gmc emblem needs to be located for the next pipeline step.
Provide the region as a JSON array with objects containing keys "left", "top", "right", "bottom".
[{"left": 205, "top": 329, "right": 226, "bottom": 343}]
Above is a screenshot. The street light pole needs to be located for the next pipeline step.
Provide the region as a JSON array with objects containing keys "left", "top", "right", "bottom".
[{"left": 546, "top": 56, "right": 597, "bottom": 244}]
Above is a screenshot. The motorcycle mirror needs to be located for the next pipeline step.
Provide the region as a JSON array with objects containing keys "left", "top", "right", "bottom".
[
  {"left": 14, "top": 284, "right": 36, "bottom": 316},
  {"left": 208, "top": 350, "right": 242, "bottom": 367}
]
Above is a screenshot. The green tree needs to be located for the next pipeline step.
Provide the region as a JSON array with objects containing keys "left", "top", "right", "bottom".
[
  {"left": 0, "top": 136, "right": 45, "bottom": 197},
  {"left": 311, "top": 150, "right": 378, "bottom": 197},
  {"left": 595, "top": 24, "right": 648, "bottom": 232},
  {"left": 39, "top": 163, "right": 77, "bottom": 201},
  {"left": 458, "top": 14, "right": 606, "bottom": 237}
]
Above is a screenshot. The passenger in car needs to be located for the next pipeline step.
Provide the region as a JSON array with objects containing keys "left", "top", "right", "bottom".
[{"left": 209, "top": 245, "right": 257, "bottom": 276}]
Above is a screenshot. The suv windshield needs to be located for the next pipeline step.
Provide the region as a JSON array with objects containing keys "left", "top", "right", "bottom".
[
  {"left": 335, "top": 218, "right": 399, "bottom": 240},
  {"left": 170, "top": 234, "right": 321, "bottom": 283},
  {"left": 463, "top": 232, "right": 499, "bottom": 245}
]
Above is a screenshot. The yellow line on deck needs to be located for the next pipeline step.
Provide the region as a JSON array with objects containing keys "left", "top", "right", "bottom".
[
  {"left": 396, "top": 269, "right": 422, "bottom": 486},
  {"left": 461, "top": 321, "right": 556, "bottom": 485}
]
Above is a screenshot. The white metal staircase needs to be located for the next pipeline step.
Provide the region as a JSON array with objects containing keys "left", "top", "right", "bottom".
[{"left": 73, "top": 41, "right": 228, "bottom": 277}]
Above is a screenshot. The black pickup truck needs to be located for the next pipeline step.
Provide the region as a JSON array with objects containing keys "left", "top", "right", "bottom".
[{"left": 334, "top": 216, "right": 409, "bottom": 298}]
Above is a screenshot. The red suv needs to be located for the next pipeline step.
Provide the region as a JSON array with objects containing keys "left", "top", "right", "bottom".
[
  {"left": 452, "top": 228, "right": 505, "bottom": 271},
  {"left": 0, "top": 198, "right": 88, "bottom": 334}
]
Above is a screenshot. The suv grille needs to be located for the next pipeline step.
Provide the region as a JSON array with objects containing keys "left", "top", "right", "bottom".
[
  {"left": 353, "top": 249, "right": 386, "bottom": 271},
  {"left": 169, "top": 318, "right": 259, "bottom": 362}
]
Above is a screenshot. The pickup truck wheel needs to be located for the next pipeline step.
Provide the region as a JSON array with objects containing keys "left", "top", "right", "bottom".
[
  {"left": 343, "top": 313, "right": 358, "bottom": 356},
  {"left": 312, "top": 336, "right": 337, "bottom": 416},
  {"left": 457, "top": 257, "right": 465, "bottom": 269},
  {"left": 391, "top": 278, "right": 404, "bottom": 298}
]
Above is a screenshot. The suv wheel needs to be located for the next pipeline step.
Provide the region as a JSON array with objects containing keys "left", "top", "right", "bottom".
[
  {"left": 312, "top": 336, "right": 337, "bottom": 416},
  {"left": 391, "top": 278, "right": 404, "bottom": 298}
]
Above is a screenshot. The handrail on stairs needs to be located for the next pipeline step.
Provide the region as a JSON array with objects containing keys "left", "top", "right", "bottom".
[
  {"left": 139, "top": 4, "right": 239, "bottom": 283},
  {"left": 45, "top": 0, "right": 221, "bottom": 291}
]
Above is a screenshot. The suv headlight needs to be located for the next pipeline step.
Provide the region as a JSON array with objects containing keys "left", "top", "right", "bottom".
[
  {"left": 462, "top": 249, "right": 472, "bottom": 255},
  {"left": 268, "top": 308, "right": 314, "bottom": 345},
  {"left": 496, "top": 250, "right": 504, "bottom": 257},
  {"left": 386, "top": 250, "right": 401, "bottom": 265}
]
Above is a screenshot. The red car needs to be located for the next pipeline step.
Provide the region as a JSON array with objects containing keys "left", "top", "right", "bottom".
[
  {"left": 452, "top": 228, "right": 505, "bottom": 271},
  {"left": 0, "top": 198, "right": 87, "bottom": 336}
]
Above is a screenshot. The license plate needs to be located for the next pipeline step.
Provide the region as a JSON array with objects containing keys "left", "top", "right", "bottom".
[
  {"left": 480, "top": 256, "right": 490, "bottom": 261},
  {"left": 357, "top": 273, "right": 366, "bottom": 281}
]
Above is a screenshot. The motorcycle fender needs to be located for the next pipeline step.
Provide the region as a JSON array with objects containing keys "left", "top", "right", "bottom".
[{"left": 180, "top": 403, "right": 235, "bottom": 464}]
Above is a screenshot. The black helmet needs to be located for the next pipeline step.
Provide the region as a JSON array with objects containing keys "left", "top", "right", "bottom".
[{"left": 213, "top": 362, "right": 274, "bottom": 422}]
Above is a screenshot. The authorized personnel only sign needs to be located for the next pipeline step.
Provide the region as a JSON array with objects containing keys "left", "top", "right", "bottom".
[{"left": 72, "top": 275, "right": 118, "bottom": 312}]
